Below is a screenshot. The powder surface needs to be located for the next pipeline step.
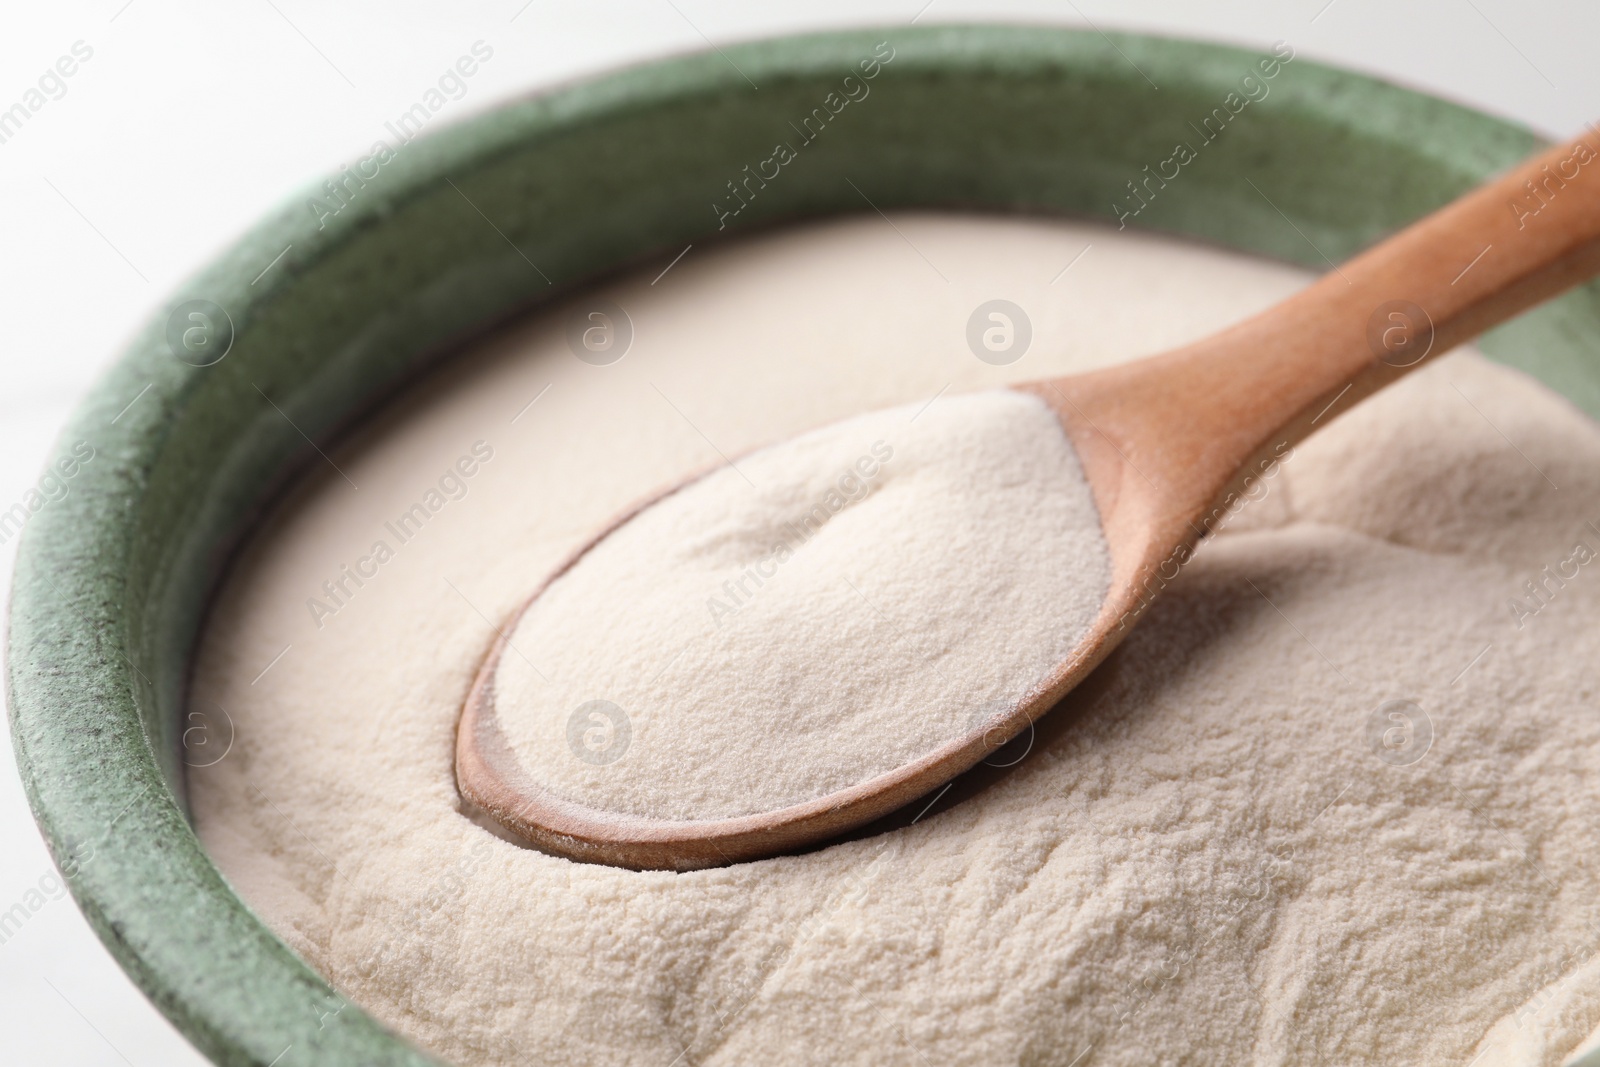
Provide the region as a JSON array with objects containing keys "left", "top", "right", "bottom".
[
  {"left": 189, "top": 215, "right": 1600, "bottom": 1067},
  {"left": 496, "top": 389, "right": 1108, "bottom": 820}
]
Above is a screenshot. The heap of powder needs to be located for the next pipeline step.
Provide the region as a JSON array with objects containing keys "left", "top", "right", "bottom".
[
  {"left": 189, "top": 217, "right": 1600, "bottom": 1067},
  {"left": 494, "top": 389, "right": 1109, "bottom": 821}
]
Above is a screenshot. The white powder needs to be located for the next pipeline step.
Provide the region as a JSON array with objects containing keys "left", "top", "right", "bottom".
[
  {"left": 190, "top": 215, "right": 1600, "bottom": 1067},
  {"left": 495, "top": 389, "right": 1108, "bottom": 820}
]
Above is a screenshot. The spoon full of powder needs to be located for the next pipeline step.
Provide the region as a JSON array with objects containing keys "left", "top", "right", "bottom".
[{"left": 458, "top": 132, "right": 1600, "bottom": 869}]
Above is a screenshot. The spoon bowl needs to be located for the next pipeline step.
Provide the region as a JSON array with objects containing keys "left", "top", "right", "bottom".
[{"left": 459, "top": 133, "right": 1600, "bottom": 870}]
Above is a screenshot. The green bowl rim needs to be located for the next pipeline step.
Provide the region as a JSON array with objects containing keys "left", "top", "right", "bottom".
[{"left": 8, "top": 22, "right": 1597, "bottom": 1067}]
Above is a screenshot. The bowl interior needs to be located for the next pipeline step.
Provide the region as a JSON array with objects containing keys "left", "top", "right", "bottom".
[{"left": 9, "top": 24, "right": 1600, "bottom": 1067}]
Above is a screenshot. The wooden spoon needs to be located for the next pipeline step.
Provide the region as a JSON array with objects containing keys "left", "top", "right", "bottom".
[{"left": 458, "top": 133, "right": 1600, "bottom": 870}]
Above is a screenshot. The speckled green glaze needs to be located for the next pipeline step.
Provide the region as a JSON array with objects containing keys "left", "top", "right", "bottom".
[{"left": 8, "top": 25, "right": 1600, "bottom": 1067}]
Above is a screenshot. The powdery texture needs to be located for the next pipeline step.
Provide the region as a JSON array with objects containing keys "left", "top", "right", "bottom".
[
  {"left": 188, "top": 216, "right": 1600, "bottom": 1066},
  {"left": 496, "top": 390, "right": 1108, "bottom": 820}
]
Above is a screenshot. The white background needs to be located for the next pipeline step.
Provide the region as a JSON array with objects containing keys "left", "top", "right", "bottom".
[{"left": 2, "top": 2, "right": 1596, "bottom": 1063}]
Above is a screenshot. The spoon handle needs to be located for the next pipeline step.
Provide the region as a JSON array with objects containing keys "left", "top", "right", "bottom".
[{"left": 1043, "top": 130, "right": 1600, "bottom": 550}]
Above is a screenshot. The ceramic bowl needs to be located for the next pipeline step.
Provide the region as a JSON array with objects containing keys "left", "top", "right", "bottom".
[{"left": 10, "top": 25, "right": 1600, "bottom": 1066}]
